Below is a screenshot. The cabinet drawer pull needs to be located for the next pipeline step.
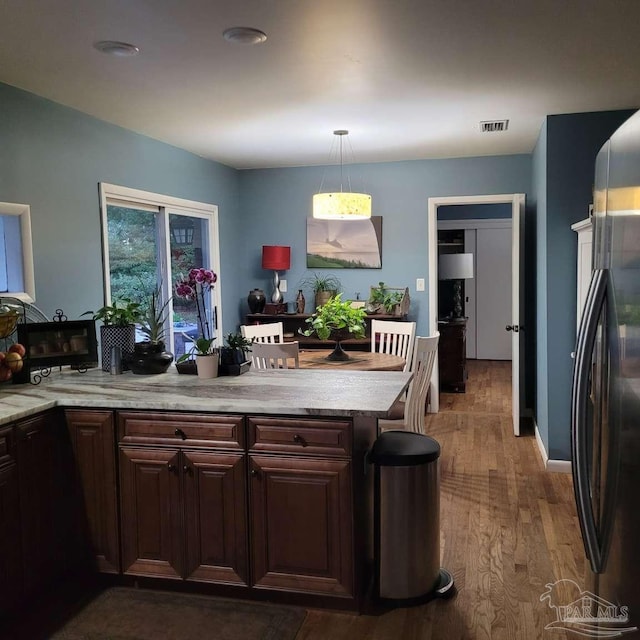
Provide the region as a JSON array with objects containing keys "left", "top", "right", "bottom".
[
  {"left": 174, "top": 428, "right": 187, "bottom": 440},
  {"left": 293, "top": 434, "right": 307, "bottom": 446}
]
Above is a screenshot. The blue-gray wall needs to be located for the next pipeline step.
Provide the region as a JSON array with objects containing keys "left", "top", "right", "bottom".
[
  {"left": 238, "top": 157, "right": 531, "bottom": 338},
  {"left": 534, "top": 109, "right": 636, "bottom": 460},
  {"left": 0, "top": 82, "right": 241, "bottom": 333}
]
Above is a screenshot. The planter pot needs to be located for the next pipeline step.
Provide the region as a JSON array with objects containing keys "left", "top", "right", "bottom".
[
  {"left": 196, "top": 353, "right": 219, "bottom": 379},
  {"left": 220, "top": 347, "right": 248, "bottom": 366},
  {"left": 315, "top": 291, "right": 335, "bottom": 308},
  {"left": 129, "top": 341, "right": 174, "bottom": 375},
  {"left": 101, "top": 325, "right": 136, "bottom": 372}
]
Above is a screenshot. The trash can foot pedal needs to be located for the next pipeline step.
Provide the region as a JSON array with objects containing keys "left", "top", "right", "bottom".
[{"left": 435, "top": 568, "right": 455, "bottom": 599}]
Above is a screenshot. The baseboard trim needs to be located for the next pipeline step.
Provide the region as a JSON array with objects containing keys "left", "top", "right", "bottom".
[{"left": 533, "top": 419, "right": 572, "bottom": 473}]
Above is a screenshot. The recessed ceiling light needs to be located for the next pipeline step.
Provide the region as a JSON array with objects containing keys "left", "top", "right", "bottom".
[
  {"left": 222, "top": 27, "right": 267, "bottom": 45},
  {"left": 94, "top": 41, "right": 140, "bottom": 57}
]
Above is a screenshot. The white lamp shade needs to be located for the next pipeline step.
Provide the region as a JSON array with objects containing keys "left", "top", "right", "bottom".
[
  {"left": 313, "top": 192, "right": 372, "bottom": 220},
  {"left": 439, "top": 253, "right": 474, "bottom": 280}
]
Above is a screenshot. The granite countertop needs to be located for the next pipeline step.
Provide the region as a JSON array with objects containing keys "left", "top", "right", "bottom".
[{"left": 0, "top": 367, "right": 412, "bottom": 426}]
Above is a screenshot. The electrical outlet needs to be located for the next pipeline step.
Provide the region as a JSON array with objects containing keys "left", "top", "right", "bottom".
[
  {"left": 280, "top": 279, "right": 287, "bottom": 293},
  {"left": 416, "top": 278, "right": 425, "bottom": 292}
]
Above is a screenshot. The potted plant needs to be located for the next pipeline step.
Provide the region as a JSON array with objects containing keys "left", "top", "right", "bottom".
[
  {"left": 129, "top": 286, "right": 174, "bottom": 375},
  {"left": 175, "top": 267, "right": 219, "bottom": 378},
  {"left": 299, "top": 273, "right": 342, "bottom": 308},
  {"left": 83, "top": 299, "right": 141, "bottom": 372},
  {"left": 220, "top": 332, "right": 252, "bottom": 375},
  {"left": 300, "top": 293, "right": 366, "bottom": 361},
  {"left": 367, "top": 282, "right": 406, "bottom": 315}
]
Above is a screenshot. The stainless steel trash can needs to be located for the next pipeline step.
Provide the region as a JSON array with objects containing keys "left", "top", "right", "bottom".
[{"left": 369, "top": 430, "right": 454, "bottom": 603}]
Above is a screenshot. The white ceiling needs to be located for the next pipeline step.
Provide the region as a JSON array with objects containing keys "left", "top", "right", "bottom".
[{"left": 1, "top": 0, "right": 640, "bottom": 170}]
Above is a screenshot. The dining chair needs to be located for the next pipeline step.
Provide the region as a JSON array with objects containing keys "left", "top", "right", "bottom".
[
  {"left": 241, "top": 321, "right": 284, "bottom": 344},
  {"left": 378, "top": 333, "right": 440, "bottom": 435},
  {"left": 370, "top": 319, "right": 416, "bottom": 372},
  {"left": 251, "top": 341, "right": 300, "bottom": 370}
]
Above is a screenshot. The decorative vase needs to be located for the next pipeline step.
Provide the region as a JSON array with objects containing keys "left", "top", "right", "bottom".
[
  {"left": 100, "top": 325, "right": 136, "bottom": 372},
  {"left": 129, "top": 341, "right": 174, "bottom": 375},
  {"left": 196, "top": 353, "right": 219, "bottom": 379},
  {"left": 247, "top": 289, "right": 266, "bottom": 314},
  {"left": 326, "top": 329, "right": 352, "bottom": 362},
  {"left": 296, "top": 289, "right": 305, "bottom": 314}
]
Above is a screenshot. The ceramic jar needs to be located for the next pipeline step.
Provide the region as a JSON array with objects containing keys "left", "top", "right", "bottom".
[{"left": 247, "top": 289, "right": 266, "bottom": 314}]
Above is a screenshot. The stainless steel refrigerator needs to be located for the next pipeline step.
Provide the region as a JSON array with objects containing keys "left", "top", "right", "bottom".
[{"left": 572, "top": 109, "right": 640, "bottom": 636}]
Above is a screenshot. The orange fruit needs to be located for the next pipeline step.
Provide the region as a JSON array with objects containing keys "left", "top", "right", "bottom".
[{"left": 4, "top": 351, "right": 23, "bottom": 372}]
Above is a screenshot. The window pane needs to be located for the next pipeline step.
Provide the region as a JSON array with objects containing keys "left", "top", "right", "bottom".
[
  {"left": 107, "top": 205, "right": 159, "bottom": 304},
  {"left": 169, "top": 214, "right": 215, "bottom": 359}
]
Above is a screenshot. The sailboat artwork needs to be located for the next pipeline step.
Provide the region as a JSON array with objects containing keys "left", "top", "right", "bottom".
[{"left": 306, "top": 217, "right": 382, "bottom": 268}]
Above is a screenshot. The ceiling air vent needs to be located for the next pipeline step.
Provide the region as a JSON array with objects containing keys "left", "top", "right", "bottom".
[{"left": 480, "top": 119, "right": 509, "bottom": 133}]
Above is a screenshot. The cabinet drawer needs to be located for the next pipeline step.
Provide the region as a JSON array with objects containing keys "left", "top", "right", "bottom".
[
  {"left": 118, "top": 412, "right": 244, "bottom": 449},
  {"left": 0, "top": 424, "right": 14, "bottom": 466},
  {"left": 248, "top": 417, "right": 351, "bottom": 457}
]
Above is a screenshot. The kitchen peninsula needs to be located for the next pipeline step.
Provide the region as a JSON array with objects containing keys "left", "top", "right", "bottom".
[{"left": 0, "top": 367, "right": 411, "bottom": 614}]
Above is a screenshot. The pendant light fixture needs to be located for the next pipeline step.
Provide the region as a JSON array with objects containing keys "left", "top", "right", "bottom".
[{"left": 313, "top": 130, "right": 371, "bottom": 220}]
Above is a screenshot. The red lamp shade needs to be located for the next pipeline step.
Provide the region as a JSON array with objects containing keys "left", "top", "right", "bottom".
[{"left": 262, "top": 245, "right": 290, "bottom": 271}]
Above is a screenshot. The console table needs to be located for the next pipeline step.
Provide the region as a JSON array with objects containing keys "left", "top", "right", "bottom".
[{"left": 245, "top": 313, "right": 407, "bottom": 350}]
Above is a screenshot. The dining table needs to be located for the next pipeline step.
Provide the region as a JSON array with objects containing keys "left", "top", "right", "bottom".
[{"left": 297, "top": 349, "right": 405, "bottom": 371}]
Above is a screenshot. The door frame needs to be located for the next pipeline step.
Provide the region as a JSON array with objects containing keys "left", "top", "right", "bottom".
[{"left": 427, "top": 193, "right": 525, "bottom": 436}]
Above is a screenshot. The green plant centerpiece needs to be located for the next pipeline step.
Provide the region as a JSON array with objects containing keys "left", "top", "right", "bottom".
[
  {"left": 300, "top": 294, "right": 366, "bottom": 361},
  {"left": 220, "top": 332, "right": 252, "bottom": 366},
  {"left": 299, "top": 273, "right": 342, "bottom": 308},
  {"left": 367, "top": 281, "right": 404, "bottom": 314},
  {"left": 129, "top": 286, "right": 174, "bottom": 375}
]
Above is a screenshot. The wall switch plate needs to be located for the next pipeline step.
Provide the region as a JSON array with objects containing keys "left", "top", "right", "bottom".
[
  {"left": 280, "top": 279, "right": 287, "bottom": 293},
  {"left": 416, "top": 278, "right": 425, "bottom": 291}
]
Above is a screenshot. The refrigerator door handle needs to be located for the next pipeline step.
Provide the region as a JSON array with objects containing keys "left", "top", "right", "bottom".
[{"left": 571, "top": 268, "right": 607, "bottom": 574}]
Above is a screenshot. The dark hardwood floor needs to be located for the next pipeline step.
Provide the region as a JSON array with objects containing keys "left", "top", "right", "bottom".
[{"left": 296, "top": 359, "right": 583, "bottom": 639}]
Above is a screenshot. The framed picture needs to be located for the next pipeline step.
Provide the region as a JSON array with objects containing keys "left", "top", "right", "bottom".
[
  {"left": 306, "top": 216, "right": 382, "bottom": 268},
  {"left": 16, "top": 320, "right": 98, "bottom": 371}
]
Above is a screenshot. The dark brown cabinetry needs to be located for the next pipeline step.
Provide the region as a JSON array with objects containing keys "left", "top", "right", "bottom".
[
  {"left": 245, "top": 313, "right": 406, "bottom": 349},
  {"left": 438, "top": 320, "right": 467, "bottom": 392},
  {"left": 247, "top": 417, "right": 354, "bottom": 598},
  {"left": 0, "top": 424, "right": 21, "bottom": 615},
  {"left": 16, "top": 410, "right": 74, "bottom": 595},
  {"left": 118, "top": 412, "right": 248, "bottom": 585},
  {"left": 65, "top": 409, "right": 120, "bottom": 574}
]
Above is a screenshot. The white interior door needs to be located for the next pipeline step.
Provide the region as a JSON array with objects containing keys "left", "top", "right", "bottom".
[{"left": 510, "top": 195, "right": 525, "bottom": 436}]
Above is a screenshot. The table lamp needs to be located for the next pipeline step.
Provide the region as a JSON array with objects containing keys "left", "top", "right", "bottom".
[
  {"left": 262, "top": 245, "right": 291, "bottom": 303},
  {"left": 438, "top": 253, "right": 474, "bottom": 320}
]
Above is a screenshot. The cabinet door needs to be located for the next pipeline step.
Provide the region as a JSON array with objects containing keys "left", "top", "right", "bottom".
[
  {"left": 65, "top": 409, "right": 119, "bottom": 574},
  {"left": 182, "top": 450, "right": 248, "bottom": 585},
  {"left": 119, "top": 447, "right": 182, "bottom": 579},
  {"left": 250, "top": 455, "right": 353, "bottom": 596},
  {"left": 16, "top": 411, "right": 72, "bottom": 595},
  {"left": 0, "top": 459, "right": 22, "bottom": 615}
]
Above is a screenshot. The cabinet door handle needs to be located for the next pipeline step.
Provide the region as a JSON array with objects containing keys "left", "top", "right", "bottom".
[
  {"left": 168, "top": 463, "right": 177, "bottom": 473},
  {"left": 293, "top": 434, "right": 307, "bottom": 446},
  {"left": 174, "top": 428, "right": 187, "bottom": 440},
  {"left": 250, "top": 469, "right": 259, "bottom": 477}
]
